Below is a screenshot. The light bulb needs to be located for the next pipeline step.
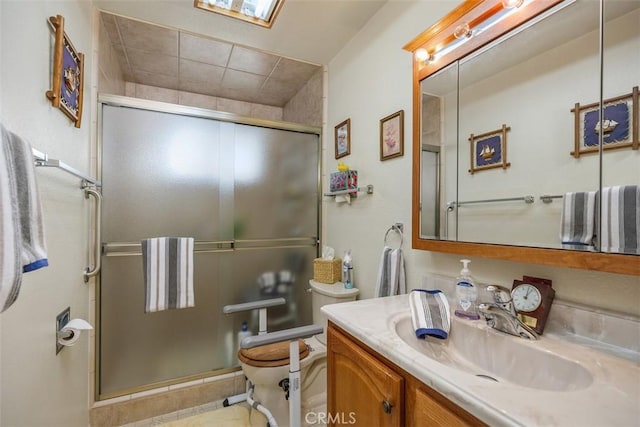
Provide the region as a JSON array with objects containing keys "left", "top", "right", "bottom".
[
  {"left": 415, "top": 48, "right": 429, "bottom": 62},
  {"left": 453, "top": 22, "right": 472, "bottom": 40},
  {"left": 502, "top": 0, "right": 524, "bottom": 9}
]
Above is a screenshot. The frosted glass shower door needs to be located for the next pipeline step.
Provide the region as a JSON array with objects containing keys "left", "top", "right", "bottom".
[
  {"left": 100, "top": 105, "right": 232, "bottom": 396},
  {"left": 98, "top": 101, "right": 320, "bottom": 397}
]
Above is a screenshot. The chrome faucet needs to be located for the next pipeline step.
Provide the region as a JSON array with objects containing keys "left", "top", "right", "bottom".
[{"left": 478, "top": 285, "right": 538, "bottom": 340}]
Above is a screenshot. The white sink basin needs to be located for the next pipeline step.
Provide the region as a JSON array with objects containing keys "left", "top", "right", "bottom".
[{"left": 393, "top": 313, "right": 593, "bottom": 391}]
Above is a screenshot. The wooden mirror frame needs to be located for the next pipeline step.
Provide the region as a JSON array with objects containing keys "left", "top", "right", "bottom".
[{"left": 404, "top": 0, "right": 640, "bottom": 276}]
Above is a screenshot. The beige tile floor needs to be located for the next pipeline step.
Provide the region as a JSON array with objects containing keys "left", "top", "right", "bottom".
[{"left": 124, "top": 402, "right": 268, "bottom": 427}]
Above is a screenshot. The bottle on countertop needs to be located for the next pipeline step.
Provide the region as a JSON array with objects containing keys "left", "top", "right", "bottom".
[
  {"left": 342, "top": 250, "right": 354, "bottom": 289},
  {"left": 454, "top": 259, "right": 480, "bottom": 320}
]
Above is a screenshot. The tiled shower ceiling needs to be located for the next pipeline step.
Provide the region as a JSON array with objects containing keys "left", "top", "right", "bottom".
[{"left": 100, "top": 12, "right": 321, "bottom": 107}]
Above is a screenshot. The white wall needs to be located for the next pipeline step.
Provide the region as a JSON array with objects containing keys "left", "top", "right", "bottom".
[
  {"left": 324, "top": 0, "right": 640, "bottom": 315},
  {"left": 0, "top": 1, "right": 95, "bottom": 425}
]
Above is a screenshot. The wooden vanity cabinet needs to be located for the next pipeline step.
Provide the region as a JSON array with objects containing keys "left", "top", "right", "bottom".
[{"left": 327, "top": 322, "right": 485, "bottom": 427}]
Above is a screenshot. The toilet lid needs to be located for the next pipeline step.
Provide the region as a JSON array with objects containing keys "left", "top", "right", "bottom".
[{"left": 238, "top": 339, "right": 309, "bottom": 367}]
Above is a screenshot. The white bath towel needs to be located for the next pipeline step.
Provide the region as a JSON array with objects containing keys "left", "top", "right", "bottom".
[
  {"left": 375, "top": 246, "right": 406, "bottom": 297},
  {"left": 559, "top": 191, "right": 596, "bottom": 248},
  {"left": 597, "top": 185, "right": 640, "bottom": 254},
  {"left": 409, "top": 289, "right": 451, "bottom": 340},
  {"left": 0, "top": 124, "right": 48, "bottom": 313},
  {"left": 142, "top": 237, "right": 195, "bottom": 312}
]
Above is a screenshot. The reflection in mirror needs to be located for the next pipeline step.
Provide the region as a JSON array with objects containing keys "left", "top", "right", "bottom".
[
  {"left": 420, "top": 62, "right": 458, "bottom": 240},
  {"left": 419, "top": 0, "right": 639, "bottom": 255}
]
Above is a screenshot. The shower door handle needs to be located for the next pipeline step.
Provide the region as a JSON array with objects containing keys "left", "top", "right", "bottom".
[{"left": 84, "top": 187, "right": 102, "bottom": 283}]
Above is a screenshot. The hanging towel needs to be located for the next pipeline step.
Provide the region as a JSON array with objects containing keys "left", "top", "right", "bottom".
[
  {"left": 597, "top": 185, "right": 640, "bottom": 255},
  {"left": 142, "top": 237, "right": 195, "bottom": 312},
  {"left": 409, "top": 289, "right": 451, "bottom": 340},
  {"left": 0, "top": 124, "right": 48, "bottom": 313},
  {"left": 375, "top": 246, "right": 406, "bottom": 297},
  {"left": 559, "top": 191, "right": 596, "bottom": 249}
]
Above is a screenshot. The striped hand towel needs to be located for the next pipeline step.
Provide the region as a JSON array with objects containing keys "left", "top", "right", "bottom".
[
  {"left": 374, "top": 246, "right": 406, "bottom": 297},
  {"left": 409, "top": 289, "right": 451, "bottom": 340},
  {"left": 559, "top": 191, "right": 596, "bottom": 248},
  {"left": 597, "top": 185, "right": 640, "bottom": 255},
  {"left": 1, "top": 124, "right": 48, "bottom": 313},
  {"left": 142, "top": 237, "right": 195, "bottom": 313}
]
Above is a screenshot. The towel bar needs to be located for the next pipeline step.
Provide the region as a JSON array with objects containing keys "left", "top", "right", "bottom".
[{"left": 32, "top": 147, "right": 101, "bottom": 187}]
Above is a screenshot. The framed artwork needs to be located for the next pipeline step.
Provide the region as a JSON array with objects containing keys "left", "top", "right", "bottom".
[
  {"left": 570, "top": 86, "right": 638, "bottom": 158},
  {"left": 335, "top": 118, "right": 351, "bottom": 159},
  {"left": 46, "top": 15, "right": 84, "bottom": 128},
  {"left": 380, "top": 110, "right": 404, "bottom": 161},
  {"left": 468, "top": 124, "right": 511, "bottom": 174}
]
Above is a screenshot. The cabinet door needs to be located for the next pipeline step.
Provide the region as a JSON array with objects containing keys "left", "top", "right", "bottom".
[
  {"left": 327, "top": 325, "right": 403, "bottom": 427},
  {"left": 407, "top": 376, "right": 485, "bottom": 427}
]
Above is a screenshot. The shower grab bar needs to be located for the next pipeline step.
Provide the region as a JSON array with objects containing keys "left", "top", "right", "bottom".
[
  {"left": 450, "top": 195, "right": 535, "bottom": 206},
  {"left": 103, "top": 237, "right": 317, "bottom": 256},
  {"left": 84, "top": 188, "right": 102, "bottom": 283},
  {"left": 103, "top": 240, "right": 235, "bottom": 256},
  {"left": 32, "top": 148, "right": 101, "bottom": 187},
  {"left": 540, "top": 194, "right": 564, "bottom": 203}
]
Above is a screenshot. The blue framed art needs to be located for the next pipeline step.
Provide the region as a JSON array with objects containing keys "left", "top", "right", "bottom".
[
  {"left": 571, "top": 86, "right": 638, "bottom": 158},
  {"left": 46, "top": 15, "right": 84, "bottom": 128},
  {"left": 468, "top": 124, "right": 511, "bottom": 174}
]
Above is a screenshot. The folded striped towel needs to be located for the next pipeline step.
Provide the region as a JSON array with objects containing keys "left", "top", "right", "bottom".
[
  {"left": 142, "top": 237, "right": 195, "bottom": 313},
  {"left": 1, "top": 124, "right": 48, "bottom": 313},
  {"left": 560, "top": 191, "right": 596, "bottom": 248},
  {"left": 597, "top": 185, "right": 640, "bottom": 254},
  {"left": 409, "top": 289, "right": 451, "bottom": 340}
]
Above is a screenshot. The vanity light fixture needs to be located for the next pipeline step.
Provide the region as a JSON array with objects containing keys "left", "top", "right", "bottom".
[
  {"left": 414, "top": 0, "right": 531, "bottom": 69},
  {"left": 194, "top": 0, "right": 284, "bottom": 28}
]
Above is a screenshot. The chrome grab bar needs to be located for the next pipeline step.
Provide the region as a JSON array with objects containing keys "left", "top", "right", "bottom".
[
  {"left": 453, "top": 195, "right": 535, "bottom": 206},
  {"left": 84, "top": 187, "right": 102, "bottom": 283}
]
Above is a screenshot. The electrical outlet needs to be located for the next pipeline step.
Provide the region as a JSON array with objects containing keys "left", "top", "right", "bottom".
[{"left": 56, "top": 307, "right": 70, "bottom": 354}]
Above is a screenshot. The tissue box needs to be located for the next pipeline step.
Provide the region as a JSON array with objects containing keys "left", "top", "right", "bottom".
[
  {"left": 313, "top": 258, "right": 342, "bottom": 284},
  {"left": 329, "top": 170, "right": 358, "bottom": 195}
]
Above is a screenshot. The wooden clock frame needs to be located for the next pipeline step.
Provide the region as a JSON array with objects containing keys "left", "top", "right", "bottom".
[{"left": 511, "top": 275, "right": 555, "bottom": 334}]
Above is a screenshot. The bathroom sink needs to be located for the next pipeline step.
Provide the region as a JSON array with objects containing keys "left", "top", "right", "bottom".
[{"left": 392, "top": 314, "right": 593, "bottom": 391}]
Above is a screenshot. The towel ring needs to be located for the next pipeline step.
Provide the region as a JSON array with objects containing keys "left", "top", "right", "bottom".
[{"left": 384, "top": 225, "right": 403, "bottom": 249}]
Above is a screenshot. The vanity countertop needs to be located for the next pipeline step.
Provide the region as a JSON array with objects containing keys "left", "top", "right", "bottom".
[{"left": 322, "top": 294, "right": 640, "bottom": 426}]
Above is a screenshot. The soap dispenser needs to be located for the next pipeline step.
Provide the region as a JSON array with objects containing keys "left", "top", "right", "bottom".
[{"left": 454, "top": 259, "right": 480, "bottom": 320}]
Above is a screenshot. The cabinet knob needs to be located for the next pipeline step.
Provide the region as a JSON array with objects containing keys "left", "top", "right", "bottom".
[{"left": 382, "top": 400, "right": 393, "bottom": 414}]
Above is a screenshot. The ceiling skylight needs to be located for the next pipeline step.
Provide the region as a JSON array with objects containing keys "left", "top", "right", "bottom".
[{"left": 194, "top": 0, "right": 284, "bottom": 28}]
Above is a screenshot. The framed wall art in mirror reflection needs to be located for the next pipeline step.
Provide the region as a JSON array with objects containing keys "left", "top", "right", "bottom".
[
  {"left": 571, "top": 86, "right": 639, "bottom": 158},
  {"left": 45, "top": 14, "right": 84, "bottom": 128},
  {"left": 335, "top": 118, "right": 351, "bottom": 159},
  {"left": 468, "top": 124, "right": 511, "bottom": 174},
  {"left": 380, "top": 110, "right": 404, "bottom": 161}
]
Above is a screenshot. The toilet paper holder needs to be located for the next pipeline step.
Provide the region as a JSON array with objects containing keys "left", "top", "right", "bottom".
[{"left": 56, "top": 307, "right": 93, "bottom": 354}]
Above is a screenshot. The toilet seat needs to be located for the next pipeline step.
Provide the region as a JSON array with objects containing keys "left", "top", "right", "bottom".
[{"left": 238, "top": 339, "right": 309, "bottom": 367}]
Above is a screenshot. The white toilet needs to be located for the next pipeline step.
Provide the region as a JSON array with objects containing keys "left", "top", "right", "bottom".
[{"left": 238, "top": 280, "right": 359, "bottom": 427}]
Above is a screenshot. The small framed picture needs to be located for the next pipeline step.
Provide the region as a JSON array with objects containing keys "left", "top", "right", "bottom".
[
  {"left": 380, "top": 110, "right": 404, "bottom": 161},
  {"left": 570, "top": 86, "right": 638, "bottom": 158},
  {"left": 468, "top": 124, "right": 511, "bottom": 174},
  {"left": 335, "top": 118, "right": 351, "bottom": 159},
  {"left": 46, "top": 15, "right": 84, "bottom": 128}
]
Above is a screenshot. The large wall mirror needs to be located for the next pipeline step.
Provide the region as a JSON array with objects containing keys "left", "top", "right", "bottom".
[{"left": 406, "top": 0, "right": 639, "bottom": 275}]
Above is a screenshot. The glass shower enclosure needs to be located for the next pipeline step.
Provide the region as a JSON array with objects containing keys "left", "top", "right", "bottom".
[{"left": 97, "top": 95, "right": 320, "bottom": 398}]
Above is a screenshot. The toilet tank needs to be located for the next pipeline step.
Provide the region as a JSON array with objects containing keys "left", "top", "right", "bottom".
[{"left": 309, "top": 280, "right": 359, "bottom": 344}]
